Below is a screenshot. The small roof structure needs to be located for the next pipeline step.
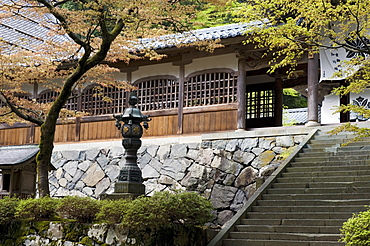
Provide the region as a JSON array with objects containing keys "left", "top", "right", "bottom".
[
  {"left": 284, "top": 108, "right": 322, "bottom": 125},
  {"left": 0, "top": 145, "right": 43, "bottom": 198},
  {"left": 0, "top": 145, "right": 39, "bottom": 167}
]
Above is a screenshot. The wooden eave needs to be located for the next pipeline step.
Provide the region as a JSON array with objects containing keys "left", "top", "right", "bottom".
[{"left": 111, "top": 36, "right": 258, "bottom": 70}]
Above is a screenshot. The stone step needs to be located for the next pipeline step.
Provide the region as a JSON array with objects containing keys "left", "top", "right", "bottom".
[
  {"left": 262, "top": 192, "right": 370, "bottom": 200},
  {"left": 212, "top": 131, "right": 369, "bottom": 246},
  {"left": 312, "top": 133, "right": 357, "bottom": 139},
  {"left": 257, "top": 199, "right": 370, "bottom": 207},
  {"left": 307, "top": 140, "right": 344, "bottom": 146},
  {"left": 240, "top": 218, "right": 347, "bottom": 226},
  {"left": 251, "top": 205, "right": 367, "bottom": 213},
  {"left": 273, "top": 181, "right": 370, "bottom": 189},
  {"left": 337, "top": 145, "right": 370, "bottom": 152},
  {"left": 306, "top": 140, "right": 370, "bottom": 150},
  {"left": 298, "top": 152, "right": 334, "bottom": 157},
  {"left": 294, "top": 155, "right": 370, "bottom": 163},
  {"left": 234, "top": 225, "right": 340, "bottom": 234},
  {"left": 285, "top": 165, "right": 370, "bottom": 173},
  {"left": 298, "top": 150, "right": 370, "bottom": 157},
  {"left": 266, "top": 186, "right": 370, "bottom": 194},
  {"left": 229, "top": 232, "right": 341, "bottom": 241},
  {"left": 246, "top": 212, "right": 354, "bottom": 220},
  {"left": 276, "top": 175, "right": 370, "bottom": 183},
  {"left": 290, "top": 159, "right": 370, "bottom": 167},
  {"left": 281, "top": 169, "right": 370, "bottom": 178},
  {"left": 222, "top": 239, "right": 344, "bottom": 246}
]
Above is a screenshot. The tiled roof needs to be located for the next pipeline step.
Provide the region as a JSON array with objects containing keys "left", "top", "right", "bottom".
[
  {"left": 0, "top": 1, "right": 70, "bottom": 51},
  {"left": 1, "top": 0, "right": 258, "bottom": 52},
  {"left": 0, "top": 145, "right": 39, "bottom": 165},
  {"left": 137, "top": 22, "right": 257, "bottom": 50}
]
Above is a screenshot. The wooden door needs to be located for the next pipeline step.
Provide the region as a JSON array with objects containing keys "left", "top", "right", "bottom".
[{"left": 246, "top": 82, "right": 276, "bottom": 128}]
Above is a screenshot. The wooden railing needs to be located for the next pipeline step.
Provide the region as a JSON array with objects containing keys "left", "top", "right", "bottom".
[{"left": 0, "top": 104, "right": 238, "bottom": 146}]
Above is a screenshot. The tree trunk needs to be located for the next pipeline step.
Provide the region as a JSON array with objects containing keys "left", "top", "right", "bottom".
[
  {"left": 36, "top": 121, "right": 56, "bottom": 197},
  {"left": 35, "top": 69, "right": 82, "bottom": 197},
  {"left": 32, "top": 20, "right": 123, "bottom": 197}
]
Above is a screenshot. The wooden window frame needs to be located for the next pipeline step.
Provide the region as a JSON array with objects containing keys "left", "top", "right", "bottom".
[
  {"left": 133, "top": 75, "right": 179, "bottom": 112},
  {"left": 184, "top": 68, "right": 238, "bottom": 108}
]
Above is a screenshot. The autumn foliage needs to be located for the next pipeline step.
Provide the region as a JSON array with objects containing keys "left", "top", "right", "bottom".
[{"left": 0, "top": 0, "right": 224, "bottom": 196}]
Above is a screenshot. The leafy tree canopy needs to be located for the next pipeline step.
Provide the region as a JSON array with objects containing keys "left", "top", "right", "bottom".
[
  {"left": 0, "top": 0, "right": 224, "bottom": 196},
  {"left": 193, "top": 1, "right": 247, "bottom": 28},
  {"left": 235, "top": 0, "right": 370, "bottom": 136}
]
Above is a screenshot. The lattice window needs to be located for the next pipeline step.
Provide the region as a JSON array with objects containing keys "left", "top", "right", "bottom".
[
  {"left": 81, "top": 85, "right": 128, "bottom": 115},
  {"left": 37, "top": 90, "right": 78, "bottom": 112},
  {"left": 246, "top": 89, "right": 275, "bottom": 119},
  {"left": 134, "top": 76, "right": 179, "bottom": 111},
  {"left": 184, "top": 70, "right": 237, "bottom": 107}
]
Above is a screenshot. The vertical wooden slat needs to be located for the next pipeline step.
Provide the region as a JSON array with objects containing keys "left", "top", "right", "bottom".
[{"left": 0, "top": 129, "right": 4, "bottom": 145}]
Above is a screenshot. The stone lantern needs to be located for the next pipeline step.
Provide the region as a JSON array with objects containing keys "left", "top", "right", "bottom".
[{"left": 104, "top": 92, "right": 151, "bottom": 199}]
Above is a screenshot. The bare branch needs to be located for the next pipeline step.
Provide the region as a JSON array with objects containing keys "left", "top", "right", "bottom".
[{"left": 0, "top": 91, "right": 44, "bottom": 125}]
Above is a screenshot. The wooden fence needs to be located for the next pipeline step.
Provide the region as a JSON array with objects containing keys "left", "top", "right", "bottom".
[{"left": 0, "top": 104, "right": 237, "bottom": 146}]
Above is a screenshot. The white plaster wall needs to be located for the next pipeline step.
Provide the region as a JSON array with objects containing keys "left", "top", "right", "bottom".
[
  {"left": 113, "top": 71, "right": 127, "bottom": 82},
  {"left": 132, "top": 63, "right": 178, "bottom": 82},
  {"left": 321, "top": 89, "right": 370, "bottom": 124},
  {"left": 185, "top": 54, "right": 238, "bottom": 76},
  {"left": 131, "top": 53, "right": 239, "bottom": 83}
]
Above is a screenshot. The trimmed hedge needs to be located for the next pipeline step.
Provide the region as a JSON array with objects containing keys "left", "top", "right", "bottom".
[{"left": 340, "top": 206, "right": 370, "bottom": 246}]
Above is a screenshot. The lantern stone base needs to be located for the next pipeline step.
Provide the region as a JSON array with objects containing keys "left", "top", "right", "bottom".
[{"left": 100, "top": 181, "right": 145, "bottom": 200}]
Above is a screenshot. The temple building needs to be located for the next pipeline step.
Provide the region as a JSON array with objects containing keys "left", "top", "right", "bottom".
[{"left": 0, "top": 14, "right": 366, "bottom": 146}]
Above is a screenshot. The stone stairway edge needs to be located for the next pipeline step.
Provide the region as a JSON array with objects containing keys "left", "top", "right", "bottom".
[{"left": 206, "top": 128, "right": 319, "bottom": 246}]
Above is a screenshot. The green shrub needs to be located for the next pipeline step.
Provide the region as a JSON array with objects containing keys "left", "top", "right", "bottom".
[
  {"left": 340, "top": 207, "right": 370, "bottom": 246},
  {"left": 57, "top": 196, "right": 100, "bottom": 223},
  {"left": 15, "top": 196, "right": 59, "bottom": 220},
  {"left": 95, "top": 199, "right": 130, "bottom": 224},
  {"left": 0, "top": 197, "right": 19, "bottom": 224},
  {"left": 121, "top": 191, "right": 214, "bottom": 246}
]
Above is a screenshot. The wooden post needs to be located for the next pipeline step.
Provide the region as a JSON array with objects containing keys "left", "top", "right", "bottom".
[
  {"left": 75, "top": 87, "right": 82, "bottom": 142},
  {"left": 173, "top": 60, "right": 191, "bottom": 134},
  {"left": 305, "top": 53, "right": 321, "bottom": 127},
  {"left": 237, "top": 57, "right": 247, "bottom": 130},
  {"left": 177, "top": 64, "right": 185, "bottom": 134},
  {"left": 29, "top": 124, "right": 36, "bottom": 144},
  {"left": 75, "top": 117, "right": 81, "bottom": 142},
  {"left": 275, "top": 78, "right": 283, "bottom": 126}
]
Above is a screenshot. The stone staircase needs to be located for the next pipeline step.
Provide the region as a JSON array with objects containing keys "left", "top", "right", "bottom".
[{"left": 209, "top": 129, "right": 370, "bottom": 246}]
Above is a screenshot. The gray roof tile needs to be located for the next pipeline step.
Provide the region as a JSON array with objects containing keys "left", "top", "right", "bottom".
[
  {"left": 137, "top": 22, "right": 257, "bottom": 50},
  {"left": 0, "top": 3, "right": 70, "bottom": 50},
  {"left": 1, "top": 0, "right": 259, "bottom": 52},
  {"left": 0, "top": 145, "right": 39, "bottom": 165}
]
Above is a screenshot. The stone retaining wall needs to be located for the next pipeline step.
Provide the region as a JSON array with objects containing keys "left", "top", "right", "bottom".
[{"left": 49, "top": 134, "right": 307, "bottom": 225}]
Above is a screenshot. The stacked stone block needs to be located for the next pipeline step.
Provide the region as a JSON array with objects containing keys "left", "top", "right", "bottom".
[{"left": 49, "top": 135, "right": 305, "bottom": 225}]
